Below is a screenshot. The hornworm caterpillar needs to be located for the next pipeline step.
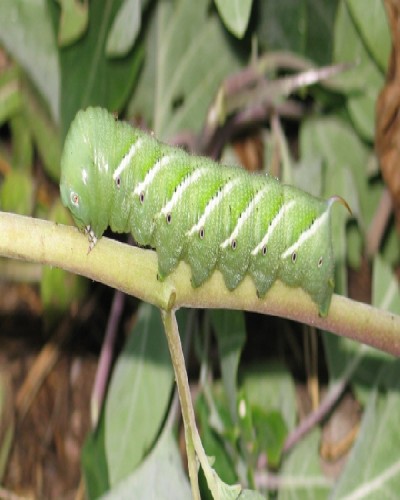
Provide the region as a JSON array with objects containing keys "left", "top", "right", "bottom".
[{"left": 60, "top": 107, "right": 345, "bottom": 316}]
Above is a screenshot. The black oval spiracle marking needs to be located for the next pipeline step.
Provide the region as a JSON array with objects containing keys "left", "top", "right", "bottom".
[
  {"left": 262, "top": 245, "right": 267, "bottom": 256},
  {"left": 199, "top": 227, "right": 205, "bottom": 239},
  {"left": 166, "top": 213, "right": 172, "bottom": 224},
  {"left": 139, "top": 191, "right": 145, "bottom": 204},
  {"left": 231, "top": 239, "right": 237, "bottom": 250},
  {"left": 318, "top": 256, "right": 323, "bottom": 268},
  {"left": 115, "top": 176, "right": 121, "bottom": 188},
  {"left": 291, "top": 252, "right": 297, "bottom": 263}
]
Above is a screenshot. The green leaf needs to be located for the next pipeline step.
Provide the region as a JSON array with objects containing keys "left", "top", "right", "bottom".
[
  {"left": 238, "top": 490, "right": 265, "bottom": 500},
  {"left": 372, "top": 256, "right": 400, "bottom": 314},
  {"left": 56, "top": 0, "right": 88, "bottom": 47},
  {"left": 331, "top": 362, "right": 400, "bottom": 498},
  {"left": 0, "top": 0, "right": 60, "bottom": 123},
  {"left": 324, "top": 164, "right": 355, "bottom": 296},
  {"left": 128, "top": 0, "right": 241, "bottom": 139},
  {"left": 106, "top": 0, "right": 145, "bottom": 57},
  {"left": 23, "top": 83, "right": 62, "bottom": 182},
  {"left": 82, "top": 418, "right": 110, "bottom": 499},
  {"left": 381, "top": 219, "right": 400, "bottom": 267},
  {"left": 213, "top": 0, "right": 253, "bottom": 39},
  {"left": 347, "top": 90, "right": 378, "bottom": 141},
  {"left": 0, "top": 67, "right": 22, "bottom": 126},
  {"left": 59, "top": 0, "right": 144, "bottom": 137},
  {"left": 0, "top": 170, "right": 34, "bottom": 215},
  {"left": 104, "top": 304, "right": 186, "bottom": 486},
  {"left": 300, "top": 117, "right": 369, "bottom": 228},
  {"left": 210, "top": 310, "right": 246, "bottom": 423},
  {"left": 347, "top": 0, "right": 390, "bottom": 71},
  {"left": 252, "top": 408, "right": 287, "bottom": 469},
  {"left": 196, "top": 392, "right": 238, "bottom": 499},
  {"left": 305, "top": 0, "right": 340, "bottom": 64},
  {"left": 333, "top": 0, "right": 384, "bottom": 140},
  {"left": 334, "top": 0, "right": 384, "bottom": 91},
  {"left": 101, "top": 430, "right": 191, "bottom": 499},
  {"left": 10, "top": 112, "right": 33, "bottom": 171},
  {"left": 278, "top": 429, "right": 332, "bottom": 499},
  {"left": 256, "top": 0, "right": 305, "bottom": 56},
  {"left": 237, "top": 390, "right": 256, "bottom": 449},
  {"left": 256, "top": 0, "right": 339, "bottom": 65},
  {"left": 291, "top": 158, "right": 323, "bottom": 198},
  {"left": 241, "top": 362, "right": 297, "bottom": 432}
]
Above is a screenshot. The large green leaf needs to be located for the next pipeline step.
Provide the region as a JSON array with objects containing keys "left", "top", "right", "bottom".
[
  {"left": 299, "top": 116, "right": 370, "bottom": 228},
  {"left": 331, "top": 362, "right": 400, "bottom": 498},
  {"left": 256, "top": 0, "right": 339, "bottom": 65},
  {"left": 128, "top": 0, "right": 241, "bottom": 139},
  {"left": 59, "top": 0, "right": 143, "bottom": 137},
  {"left": 333, "top": 0, "right": 384, "bottom": 140},
  {"left": 278, "top": 429, "right": 332, "bottom": 499},
  {"left": 347, "top": 0, "right": 390, "bottom": 71},
  {"left": 106, "top": 0, "right": 148, "bottom": 56},
  {"left": 104, "top": 304, "right": 187, "bottom": 486},
  {"left": 101, "top": 430, "right": 191, "bottom": 499},
  {"left": 0, "top": 0, "right": 60, "bottom": 122},
  {"left": 333, "top": 0, "right": 384, "bottom": 91}
]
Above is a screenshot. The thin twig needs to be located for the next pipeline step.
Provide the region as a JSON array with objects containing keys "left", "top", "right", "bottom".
[
  {"left": 90, "top": 289, "right": 125, "bottom": 427},
  {"left": 200, "top": 58, "right": 352, "bottom": 154},
  {"left": 282, "top": 347, "right": 367, "bottom": 453}
]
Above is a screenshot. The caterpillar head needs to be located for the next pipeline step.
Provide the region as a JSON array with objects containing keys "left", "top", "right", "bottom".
[{"left": 60, "top": 107, "right": 118, "bottom": 247}]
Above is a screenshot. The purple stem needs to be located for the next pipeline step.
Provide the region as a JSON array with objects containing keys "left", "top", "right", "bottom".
[
  {"left": 283, "top": 351, "right": 364, "bottom": 453},
  {"left": 91, "top": 289, "right": 125, "bottom": 427},
  {"left": 283, "top": 379, "right": 346, "bottom": 453}
]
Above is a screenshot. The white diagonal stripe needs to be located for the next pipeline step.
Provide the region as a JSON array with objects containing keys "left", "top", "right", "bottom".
[
  {"left": 160, "top": 169, "right": 206, "bottom": 216},
  {"left": 133, "top": 154, "right": 175, "bottom": 196},
  {"left": 281, "top": 210, "right": 328, "bottom": 259},
  {"left": 251, "top": 199, "right": 296, "bottom": 256},
  {"left": 220, "top": 187, "right": 267, "bottom": 249},
  {"left": 187, "top": 177, "right": 241, "bottom": 236},
  {"left": 113, "top": 137, "right": 145, "bottom": 180}
]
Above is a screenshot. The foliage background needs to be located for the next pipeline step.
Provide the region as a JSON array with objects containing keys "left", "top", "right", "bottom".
[{"left": 0, "top": 0, "right": 399, "bottom": 498}]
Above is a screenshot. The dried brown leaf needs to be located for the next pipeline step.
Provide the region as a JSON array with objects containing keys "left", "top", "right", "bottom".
[{"left": 376, "top": 0, "right": 400, "bottom": 231}]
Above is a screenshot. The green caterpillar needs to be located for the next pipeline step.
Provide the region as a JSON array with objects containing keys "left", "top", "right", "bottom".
[{"left": 60, "top": 107, "right": 344, "bottom": 316}]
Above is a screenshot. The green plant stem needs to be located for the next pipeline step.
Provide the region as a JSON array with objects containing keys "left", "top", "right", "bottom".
[
  {"left": 1, "top": 212, "right": 399, "bottom": 356},
  {"left": 161, "top": 310, "right": 201, "bottom": 499},
  {"left": 161, "top": 309, "right": 241, "bottom": 498}
]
